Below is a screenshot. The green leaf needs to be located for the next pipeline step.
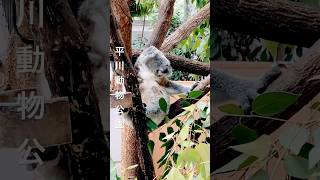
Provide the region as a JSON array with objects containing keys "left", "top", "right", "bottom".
[
  {"left": 159, "top": 97, "right": 168, "bottom": 112},
  {"left": 188, "top": 90, "right": 203, "bottom": 99},
  {"left": 239, "top": 156, "right": 258, "bottom": 169},
  {"left": 163, "top": 132, "right": 175, "bottom": 141},
  {"left": 179, "top": 125, "right": 190, "bottom": 141},
  {"left": 180, "top": 140, "right": 195, "bottom": 147},
  {"left": 232, "top": 125, "right": 258, "bottom": 144},
  {"left": 299, "top": 143, "right": 314, "bottom": 159},
  {"left": 197, "top": 101, "right": 207, "bottom": 111},
  {"left": 309, "top": 145, "right": 320, "bottom": 169},
  {"left": 167, "top": 127, "right": 174, "bottom": 134},
  {"left": 250, "top": 170, "right": 270, "bottom": 180},
  {"left": 177, "top": 148, "right": 201, "bottom": 166},
  {"left": 146, "top": 119, "right": 158, "bottom": 132},
  {"left": 213, "top": 154, "right": 250, "bottom": 174},
  {"left": 159, "top": 132, "right": 167, "bottom": 142},
  {"left": 252, "top": 92, "right": 299, "bottom": 116},
  {"left": 218, "top": 104, "right": 244, "bottom": 115},
  {"left": 264, "top": 40, "right": 278, "bottom": 60},
  {"left": 147, "top": 140, "right": 155, "bottom": 155},
  {"left": 196, "top": 143, "right": 210, "bottom": 178},
  {"left": 110, "top": 158, "right": 117, "bottom": 179},
  {"left": 230, "top": 135, "right": 271, "bottom": 159},
  {"left": 279, "top": 125, "right": 309, "bottom": 155},
  {"left": 161, "top": 140, "right": 174, "bottom": 151},
  {"left": 166, "top": 167, "right": 185, "bottom": 180},
  {"left": 284, "top": 155, "right": 311, "bottom": 179}
]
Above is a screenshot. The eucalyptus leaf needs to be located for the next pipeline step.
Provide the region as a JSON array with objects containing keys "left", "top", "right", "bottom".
[
  {"left": 213, "top": 154, "right": 250, "bottom": 174},
  {"left": 188, "top": 90, "right": 203, "bottom": 99},
  {"left": 230, "top": 135, "right": 271, "bottom": 159},
  {"left": 146, "top": 119, "right": 158, "bottom": 132},
  {"left": 279, "top": 125, "right": 309, "bottom": 155},
  {"left": 147, "top": 140, "right": 155, "bottom": 155},
  {"left": 218, "top": 104, "right": 244, "bottom": 115},
  {"left": 252, "top": 92, "right": 299, "bottom": 116},
  {"left": 166, "top": 167, "right": 185, "bottom": 180},
  {"left": 179, "top": 125, "right": 190, "bottom": 141},
  {"left": 159, "top": 97, "right": 168, "bottom": 112},
  {"left": 284, "top": 155, "right": 311, "bottom": 179},
  {"left": 309, "top": 145, "right": 320, "bottom": 169},
  {"left": 232, "top": 125, "right": 258, "bottom": 144}
]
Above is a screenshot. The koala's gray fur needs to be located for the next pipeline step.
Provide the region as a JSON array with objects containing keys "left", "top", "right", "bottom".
[
  {"left": 213, "top": 65, "right": 283, "bottom": 112},
  {"left": 135, "top": 46, "right": 191, "bottom": 125}
]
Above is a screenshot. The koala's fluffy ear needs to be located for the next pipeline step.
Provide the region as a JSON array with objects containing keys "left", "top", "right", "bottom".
[{"left": 137, "top": 46, "right": 159, "bottom": 65}]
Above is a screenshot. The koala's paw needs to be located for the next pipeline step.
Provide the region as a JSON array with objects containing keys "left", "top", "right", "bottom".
[{"left": 239, "top": 90, "right": 259, "bottom": 114}]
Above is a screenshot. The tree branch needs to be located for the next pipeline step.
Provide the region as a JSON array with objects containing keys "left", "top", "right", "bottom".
[
  {"left": 38, "top": 0, "right": 108, "bottom": 179},
  {"left": 212, "top": 38, "right": 320, "bottom": 171},
  {"left": 160, "top": 3, "right": 210, "bottom": 52},
  {"left": 147, "top": 0, "right": 175, "bottom": 48},
  {"left": 111, "top": 1, "right": 155, "bottom": 178},
  {"left": 212, "top": 0, "right": 320, "bottom": 47},
  {"left": 133, "top": 50, "right": 210, "bottom": 76}
]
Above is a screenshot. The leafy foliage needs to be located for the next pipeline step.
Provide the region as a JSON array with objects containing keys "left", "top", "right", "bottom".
[
  {"left": 211, "top": 29, "right": 304, "bottom": 62},
  {"left": 214, "top": 91, "right": 320, "bottom": 179},
  {"left": 129, "top": 0, "right": 158, "bottom": 17},
  {"left": 157, "top": 90, "right": 210, "bottom": 179}
]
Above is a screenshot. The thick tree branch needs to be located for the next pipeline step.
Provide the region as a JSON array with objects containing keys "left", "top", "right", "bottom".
[
  {"left": 38, "top": 1, "right": 108, "bottom": 179},
  {"left": 212, "top": 0, "right": 320, "bottom": 47},
  {"left": 147, "top": 0, "right": 175, "bottom": 48},
  {"left": 161, "top": 3, "right": 210, "bottom": 52},
  {"left": 212, "top": 39, "right": 320, "bottom": 171},
  {"left": 133, "top": 50, "right": 210, "bottom": 76},
  {"left": 111, "top": 0, "right": 133, "bottom": 57},
  {"left": 111, "top": 1, "right": 155, "bottom": 178}
]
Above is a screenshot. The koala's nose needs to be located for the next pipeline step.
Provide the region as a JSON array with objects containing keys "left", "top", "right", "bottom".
[{"left": 161, "top": 69, "right": 169, "bottom": 74}]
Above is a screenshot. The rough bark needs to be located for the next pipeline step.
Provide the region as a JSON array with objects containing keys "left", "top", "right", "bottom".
[
  {"left": 212, "top": 0, "right": 320, "bottom": 47},
  {"left": 160, "top": 3, "right": 210, "bottom": 52},
  {"left": 111, "top": 0, "right": 133, "bottom": 57},
  {"left": 35, "top": 1, "right": 108, "bottom": 179},
  {"left": 133, "top": 50, "right": 210, "bottom": 76},
  {"left": 212, "top": 39, "right": 320, "bottom": 171},
  {"left": 110, "top": 0, "right": 143, "bottom": 178},
  {"left": 111, "top": 7, "right": 155, "bottom": 180},
  {"left": 147, "top": 0, "right": 175, "bottom": 48}
]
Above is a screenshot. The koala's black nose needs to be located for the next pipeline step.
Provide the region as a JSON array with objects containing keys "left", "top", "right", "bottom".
[{"left": 162, "top": 69, "right": 169, "bottom": 74}]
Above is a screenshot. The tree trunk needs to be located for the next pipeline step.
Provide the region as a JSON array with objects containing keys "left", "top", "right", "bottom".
[
  {"left": 147, "top": 0, "right": 175, "bottom": 48},
  {"left": 110, "top": 4, "right": 155, "bottom": 179},
  {"left": 161, "top": 3, "right": 210, "bottom": 52},
  {"left": 111, "top": 0, "right": 133, "bottom": 57},
  {"left": 212, "top": 39, "right": 320, "bottom": 171},
  {"left": 212, "top": 0, "right": 320, "bottom": 47},
  {"left": 37, "top": 1, "right": 108, "bottom": 179}
]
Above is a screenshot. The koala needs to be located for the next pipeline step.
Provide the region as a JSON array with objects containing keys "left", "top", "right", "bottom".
[
  {"left": 213, "top": 64, "right": 284, "bottom": 113},
  {"left": 135, "top": 46, "right": 192, "bottom": 125}
]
